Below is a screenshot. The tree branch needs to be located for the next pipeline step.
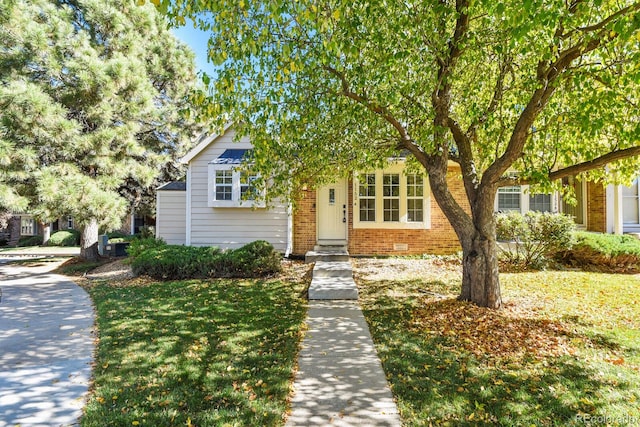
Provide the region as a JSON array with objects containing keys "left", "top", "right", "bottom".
[
  {"left": 322, "top": 65, "right": 430, "bottom": 165},
  {"left": 495, "top": 146, "right": 640, "bottom": 186},
  {"left": 564, "top": 2, "right": 640, "bottom": 37}
]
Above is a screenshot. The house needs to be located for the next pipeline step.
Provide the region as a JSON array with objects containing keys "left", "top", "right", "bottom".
[
  {"left": 157, "top": 127, "right": 468, "bottom": 256},
  {"left": 155, "top": 126, "right": 638, "bottom": 256},
  {"left": 0, "top": 214, "right": 76, "bottom": 246},
  {"left": 0, "top": 209, "right": 153, "bottom": 247},
  {"left": 495, "top": 176, "right": 639, "bottom": 235}
]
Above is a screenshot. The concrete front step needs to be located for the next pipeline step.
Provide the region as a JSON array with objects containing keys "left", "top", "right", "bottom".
[
  {"left": 312, "top": 261, "right": 353, "bottom": 278},
  {"left": 308, "top": 277, "right": 359, "bottom": 300},
  {"left": 305, "top": 250, "right": 350, "bottom": 263}
]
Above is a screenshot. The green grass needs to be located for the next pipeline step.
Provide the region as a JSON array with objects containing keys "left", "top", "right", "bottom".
[
  {"left": 81, "top": 277, "right": 307, "bottom": 427},
  {"left": 357, "top": 269, "right": 640, "bottom": 426}
]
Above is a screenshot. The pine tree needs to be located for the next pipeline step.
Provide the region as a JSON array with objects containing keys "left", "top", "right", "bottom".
[{"left": 0, "top": 0, "right": 200, "bottom": 259}]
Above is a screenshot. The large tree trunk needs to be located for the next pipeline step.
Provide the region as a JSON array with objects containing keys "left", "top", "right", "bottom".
[
  {"left": 42, "top": 223, "right": 51, "bottom": 245},
  {"left": 80, "top": 219, "right": 99, "bottom": 261},
  {"left": 424, "top": 158, "right": 502, "bottom": 308},
  {"left": 459, "top": 229, "right": 502, "bottom": 309}
]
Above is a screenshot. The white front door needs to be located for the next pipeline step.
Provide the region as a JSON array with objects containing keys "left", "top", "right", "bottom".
[{"left": 317, "top": 180, "right": 347, "bottom": 242}]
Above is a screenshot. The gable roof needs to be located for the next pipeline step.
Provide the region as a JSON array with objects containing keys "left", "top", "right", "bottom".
[
  {"left": 157, "top": 181, "right": 186, "bottom": 191},
  {"left": 180, "top": 122, "right": 234, "bottom": 164}
]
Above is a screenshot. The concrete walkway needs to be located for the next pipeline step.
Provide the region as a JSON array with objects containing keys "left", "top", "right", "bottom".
[
  {"left": 287, "top": 254, "right": 401, "bottom": 426},
  {"left": 0, "top": 261, "right": 95, "bottom": 427}
]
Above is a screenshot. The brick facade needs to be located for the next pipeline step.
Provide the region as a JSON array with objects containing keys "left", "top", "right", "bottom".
[
  {"left": 586, "top": 181, "right": 607, "bottom": 233},
  {"left": 292, "top": 166, "right": 468, "bottom": 256}
]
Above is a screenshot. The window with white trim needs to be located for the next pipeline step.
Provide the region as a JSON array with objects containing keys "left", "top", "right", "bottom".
[
  {"left": 407, "top": 174, "right": 425, "bottom": 222},
  {"left": 358, "top": 173, "right": 376, "bottom": 222},
  {"left": 383, "top": 174, "right": 400, "bottom": 222},
  {"left": 21, "top": 217, "right": 35, "bottom": 235},
  {"left": 497, "top": 186, "right": 522, "bottom": 212},
  {"left": 67, "top": 216, "right": 74, "bottom": 230},
  {"left": 622, "top": 179, "right": 640, "bottom": 224},
  {"left": 208, "top": 164, "right": 265, "bottom": 208},
  {"left": 529, "top": 194, "right": 552, "bottom": 212},
  {"left": 354, "top": 164, "right": 430, "bottom": 229},
  {"left": 240, "top": 171, "right": 259, "bottom": 201}
]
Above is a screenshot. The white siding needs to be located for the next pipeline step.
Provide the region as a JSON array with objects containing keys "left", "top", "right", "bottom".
[
  {"left": 156, "top": 190, "right": 186, "bottom": 245},
  {"left": 188, "top": 129, "right": 288, "bottom": 252}
]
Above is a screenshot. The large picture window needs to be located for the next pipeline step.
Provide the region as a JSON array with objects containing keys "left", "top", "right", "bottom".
[{"left": 354, "top": 164, "right": 430, "bottom": 229}]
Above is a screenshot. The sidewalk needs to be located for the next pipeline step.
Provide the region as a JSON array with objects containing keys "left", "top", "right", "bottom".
[
  {"left": 0, "top": 262, "right": 94, "bottom": 427},
  {"left": 286, "top": 257, "right": 401, "bottom": 426},
  {"left": 0, "top": 246, "right": 80, "bottom": 258}
]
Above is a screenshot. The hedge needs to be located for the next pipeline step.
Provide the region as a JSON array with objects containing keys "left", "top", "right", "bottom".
[
  {"left": 560, "top": 231, "right": 640, "bottom": 269},
  {"left": 46, "top": 230, "right": 80, "bottom": 246},
  {"left": 130, "top": 240, "right": 282, "bottom": 280}
]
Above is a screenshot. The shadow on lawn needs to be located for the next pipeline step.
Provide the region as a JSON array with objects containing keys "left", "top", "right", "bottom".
[
  {"left": 361, "top": 291, "right": 639, "bottom": 427},
  {"left": 82, "top": 279, "right": 306, "bottom": 426}
]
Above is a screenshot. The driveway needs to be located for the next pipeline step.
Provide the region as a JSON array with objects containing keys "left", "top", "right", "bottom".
[{"left": 0, "top": 260, "right": 95, "bottom": 427}]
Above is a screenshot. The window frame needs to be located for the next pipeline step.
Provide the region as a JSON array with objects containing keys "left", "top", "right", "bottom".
[
  {"left": 353, "top": 162, "right": 431, "bottom": 230},
  {"left": 20, "top": 216, "right": 36, "bottom": 236},
  {"left": 496, "top": 186, "right": 523, "bottom": 212},
  {"left": 208, "top": 164, "right": 265, "bottom": 208}
]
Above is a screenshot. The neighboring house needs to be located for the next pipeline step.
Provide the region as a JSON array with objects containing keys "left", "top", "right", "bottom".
[
  {"left": 0, "top": 209, "right": 153, "bottom": 246},
  {"left": 495, "top": 176, "right": 640, "bottom": 235},
  {"left": 0, "top": 214, "right": 77, "bottom": 246}
]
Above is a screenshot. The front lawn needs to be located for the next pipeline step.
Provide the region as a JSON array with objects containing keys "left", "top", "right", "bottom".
[
  {"left": 354, "top": 259, "right": 640, "bottom": 426},
  {"left": 81, "top": 269, "right": 308, "bottom": 426}
]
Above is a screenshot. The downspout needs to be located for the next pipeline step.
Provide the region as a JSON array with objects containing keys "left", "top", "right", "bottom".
[{"left": 285, "top": 202, "right": 293, "bottom": 258}]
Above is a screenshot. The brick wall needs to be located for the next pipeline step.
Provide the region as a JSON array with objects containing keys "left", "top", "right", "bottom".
[
  {"left": 292, "top": 188, "right": 317, "bottom": 255},
  {"left": 292, "top": 166, "right": 468, "bottom": 256},
  {"left": 586, "top": 181, "right": 607, "bottom": 233}
]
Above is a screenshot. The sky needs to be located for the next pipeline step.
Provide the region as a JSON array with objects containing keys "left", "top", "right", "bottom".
[{"left": 171, "top": 22, "right": 216, "bottom": 77}]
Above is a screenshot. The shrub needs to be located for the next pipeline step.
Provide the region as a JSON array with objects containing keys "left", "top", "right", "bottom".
[
  {"left": 47, "top": 230, "right": 80, "bottom": 246},
  {"left": 0, "top": 238, "right": 7, "bottom": 247},
  {"left": 496, "top": 211, "right": 575, "bottom": 269},
  {"left": 131, "top": 245, "right": 222, "bottom": 279},
  {"left": 126, "top": 237, "right": 166, "bottom": 259},
  {"left": 106, "top": 231, "right": 129, "bottom": 240},
  {"left": 131, "top": 240, "right": 282, "bottom": 280},
  {"left": 17, "top": 235, "right": 43, "bottom": 247},
  {"left": 561, "top": 231, "right": 640, "bottom": 269},
  {"left": 220, "top": 240, "right": 283, "bottom": 278},
  {"left": 137, "top": 226, "right": 155, "bottom": 239}
]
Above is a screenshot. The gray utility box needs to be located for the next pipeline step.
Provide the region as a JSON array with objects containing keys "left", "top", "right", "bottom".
[{"left": 98, "top": 235, "right": 130, "bottom": 257}]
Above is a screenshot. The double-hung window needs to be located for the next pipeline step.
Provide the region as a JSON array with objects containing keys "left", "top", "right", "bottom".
[
  {"left": 354, "top": 163, "right": 430, "bottom": 229},
  {"left": 383, "top": 174, "right": 400, "bottom": 222},
  {"left": 358, "top": 173, "right": 376, "bottom": 222},
  {"left": 407, "top": 174, "right": 424, "bottom": 222},
  {"left": 215, "top": 170, "right": 233, "bottom": 201},
  {"left": 497, "top": 186, "right": 522, "bottom": 212},
  {"left": 21, "top": 217, "right": 35, "bottom": 235}
]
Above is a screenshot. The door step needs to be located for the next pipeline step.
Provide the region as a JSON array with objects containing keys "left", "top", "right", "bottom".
[{"left": 305, "top": 247, "right": 349, "bottom": 263}]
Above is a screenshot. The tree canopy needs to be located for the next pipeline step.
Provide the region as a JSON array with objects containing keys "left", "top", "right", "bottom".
[
  {"left": 161, "top": 0, "right": 640, "bottom": 307},
  {"left": 0, "top": 0, "right": 201, "bottom": 258}
]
